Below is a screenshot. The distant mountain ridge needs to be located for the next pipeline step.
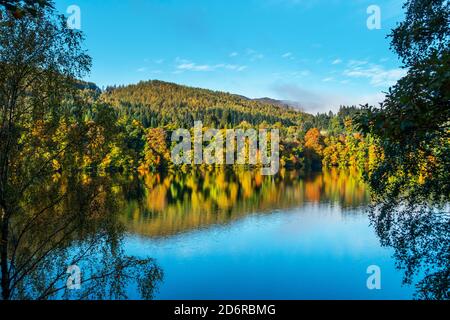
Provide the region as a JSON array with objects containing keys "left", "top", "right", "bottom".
[{"left": 252, "top": 97, "right": 303, "bottom": 110}]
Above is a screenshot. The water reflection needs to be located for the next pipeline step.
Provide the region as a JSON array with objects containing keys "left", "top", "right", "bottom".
[
  {"left": 4, "top": 168, "right": 448, "bottom": 300},
  {"left": 4, "top": 174, "right": 163, "bottom": 300},
  {"left": 119, "top": 168, "right": 370, "bottom": 238},
  {"left": 369, "top": 205, "right": 450, "bottom": 300},
  {"left": 117, "top": 168, "right": 448, "bottom": 300}
]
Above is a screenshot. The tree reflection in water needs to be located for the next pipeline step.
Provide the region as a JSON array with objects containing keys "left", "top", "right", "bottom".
[
  {"left": 119, "top": 167, "right": 448, "bottom": 300},
  {"left": 3, "top": 173, "right": 163, "bottom": 300},
  {"left": 369, "top": 205, "right": 449, "bottom": 300},
  {"left": 120, "top": 168, "right": 370, "bottom": 238},
  {"left": 5, "top": 167, "right": 448, "bottom": 300}
]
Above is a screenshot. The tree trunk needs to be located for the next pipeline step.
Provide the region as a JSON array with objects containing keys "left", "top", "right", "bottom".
[{"left": 0, "top": 205, "right": 10, "bottom": 300}]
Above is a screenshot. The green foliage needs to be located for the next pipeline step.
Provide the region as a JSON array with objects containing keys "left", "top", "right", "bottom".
[
  {"left": 143, "top": 128, "right": 171, "bottom": 171},
  {"left": 322, "top": 119, "right": 374, "bottom": 170},
  {"left": 0, "top": 5, "right": 162, "bottom": 300},
  {"left": 88, "top": 81, "right": 335, "bottom": 171},
  {"left": 94, "top": 81, "right": 376, "bottom": 172},
  {"left": 303, "top": 128, "right": 324, "bottom": 170},
  {"left": 90, "top": 88, "right": 378, "bottom": 172},
  {"left": 354, "top": 1, "right": 450, "bottom": 300},
  {"left": 0, "top": 0, "right": 53, "bottom": 19},
  {"left": 101, "top": 80, "right": 313, "bottom": 129},
  {"left": 356, "top": 0, "right": 450, "bottom": 205}
]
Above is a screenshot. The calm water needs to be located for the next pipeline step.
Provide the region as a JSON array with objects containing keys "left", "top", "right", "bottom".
[
  {"left": 13, "top": 168, "right": 447, "bottom": 300},
  {"left": 116, "top": 169, "right": 421, "bottom": 300}
]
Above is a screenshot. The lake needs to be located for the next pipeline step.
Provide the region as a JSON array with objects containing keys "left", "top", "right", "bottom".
[
  {"left": 113, "top": 168, "right": 435, "bottom": 300},
  {"left": 11, "top": 168, "right": 447, "bottom": 300}
]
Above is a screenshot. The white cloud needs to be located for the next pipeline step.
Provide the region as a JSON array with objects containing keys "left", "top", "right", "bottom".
[
  {"left": 282, "top": 52, "right": 293, "bottom": 59},
  {"left": 177, "top": 63, "right": 213, "bottom": 72},
  {"left": 271, "top": 83, "right": 386, "bottom": 113},
  {"left": 348, "top": 60, "right": 369, "bottom": 67},
  {"left": 137, "top": 67, "right": 147, "bottom": 72},
  {"left": 225, "top": 64, "right": 248, "bottom": 71},
  {"left": 322, "top": 77, "right": 334, "bottom": 82},
  {"left": 332, "top": 59, "right": 342, "bottom": 65},
  {"left": 298, "top": 70, "right": 310, "bottom": 77},
  {"left": 272, "top": 70, "right": 311, "bottom": 80},
  {"left": 176, "top": 59, "right": 247, "bottom": 72},
  {"left": 175, "top": 57, "right": 191, "bottom": 64},
  {"left": 343, "top": 63, "right": 407, "bottom": 87},
  {"left": 230, "top": 52, "right": 238, "bottom": 57},
  {"left": 246, "top": 49, "right": 264, "bottom": 61},
  {"left": 271, "top": 83, "right": 335, "bottom": 113}
]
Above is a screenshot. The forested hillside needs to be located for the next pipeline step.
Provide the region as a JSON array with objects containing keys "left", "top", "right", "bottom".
[
  {"left": 71, "top": 80, "right": 375, "bottom": 172},
  {"left": 101, "top": 80, "right": 313, "bottom": 129}
]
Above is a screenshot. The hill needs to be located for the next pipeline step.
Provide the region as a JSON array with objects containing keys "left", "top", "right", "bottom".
[{"left": 101, "top": 80, "right": 314, "bottom": 129}]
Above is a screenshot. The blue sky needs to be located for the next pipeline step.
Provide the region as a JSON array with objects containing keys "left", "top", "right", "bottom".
[{"left": 55, "top": 0, "right": 407, "bottom": 113}]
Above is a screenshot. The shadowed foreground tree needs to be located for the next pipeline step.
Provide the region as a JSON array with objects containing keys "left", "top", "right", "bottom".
[
  {"left": 0, "top": 4, "right": 163, "bottom": 300},
  {"left": 370, "top": 204, "right": 449, "bottom": 300},
  {"left": 357, "top": 0, "right": 449, "bottom": 200},
  {"left": 10, "top": 174, "right": 163, "bottom": 300},
  {"left": 0, "top": 0, "right": 52, "bottom": 19},
  {"left": 357, "top": 0, "right": 449, "bottom": 300}
]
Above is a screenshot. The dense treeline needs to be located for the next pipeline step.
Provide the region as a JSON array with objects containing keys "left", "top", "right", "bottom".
[
  {"left": 101, "top": 80, "right": 313, "bottom": 128},
  {"left": 65, "top": 81, "right": 377, "bottom": 173}
]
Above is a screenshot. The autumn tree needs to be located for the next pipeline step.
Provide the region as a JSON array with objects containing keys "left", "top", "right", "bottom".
[
  {"left": 143, "top": 128, "right": 171, "bottom": 171},
  {"left": 303, "top": 128, "right": 324, "bottom": 170},
  {"left": 357, "top": 0, "right": 449, "bottom": 202},
  {"left": 0, "top": 4, "right": 162, "bottom": 300}
]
